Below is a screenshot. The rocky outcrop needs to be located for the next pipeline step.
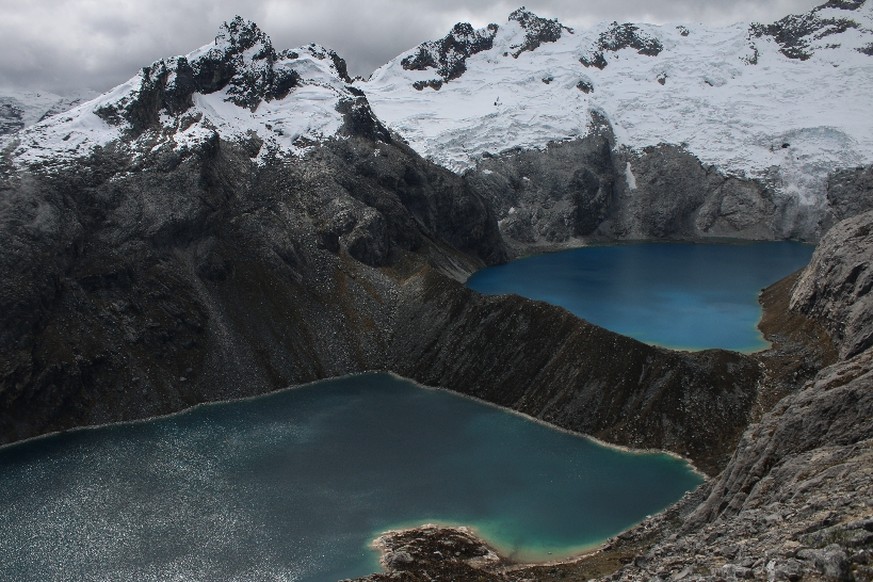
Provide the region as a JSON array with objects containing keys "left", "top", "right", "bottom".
[
  {"left": 822, "top": 165, "right": 873, "bottom": 232},
  {"left": 506, "top": 7, "right": 573, "bottom": 57},
  {"left": 358, "top": 525, "right": 507, "bottom": 581},
  {"left": 0, "top": 125, "right": 505, "bottom": 444},
  {"left": 468, "top": 126, "right": 822, "bottom": 250},
  {"left": 596, "top": 348, "right": 873, "bottom": 582},
  {"left": 401, "top": 22, "right": 499, "bottom": 84},
  {"left": 0, "top": 101, "right": 24, "bottom": 136},
  {"left": 750, "top": 0, "right": 872, "bottom": 61},
  {"left": 791, "top": 210, "right": 873, "bottom": 359},
  {"left": 580, "top": 21, "right": 663, "bottom": 68}
]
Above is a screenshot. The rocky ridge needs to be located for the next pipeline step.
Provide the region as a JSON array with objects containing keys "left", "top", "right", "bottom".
[
  {"left": 791, "top": 210, "right": 873, "bottom": 359},
  {"left": 363, "top": 2, "right": 873, "bottom": 244},
  {"left": 0, "top": 19, "right": 759, "bottom": 481},
  {"left": 353, "top": 211, "right": 873, "bottom": 582},
  {"left": 4, "top": 18, "right": 373, "bottom": 171},
  {"left": 1, "top": 9, "right": 872, "bottom": 582},
  {"left": 0, "top": 89, "right": 94, "bottom": 137},
  {"left": 402, "top": 22, "right": 499, "bottom": 89},
  {"left": 750, "top": 0, "right": 873, "bottom": 61},
  {"left": 399, "top": 7, "right": 572, "bottom": 91}
]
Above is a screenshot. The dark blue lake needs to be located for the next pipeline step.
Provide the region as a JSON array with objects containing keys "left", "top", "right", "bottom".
[
  {"left": 467, "top": 242, "right": 813, "bottom": 351},
  {"left": 0, "top": 373, "right": 702, "bottom": 581}
]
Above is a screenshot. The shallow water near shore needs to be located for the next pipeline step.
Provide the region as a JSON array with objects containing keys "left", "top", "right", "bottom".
[
  {"left": 466, "top": 241, "right": 814, "bottom": 352},
  {"left": 0, "top": 373, "right": 701, "bottom": 581}
]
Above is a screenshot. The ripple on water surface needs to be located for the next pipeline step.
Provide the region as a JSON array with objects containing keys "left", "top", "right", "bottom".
[
  {"left": 467, "top": 241, "right": 814, "bottom": 351},
  {"left": 0, "top": 373, "right": 703, "bottom": 581}
]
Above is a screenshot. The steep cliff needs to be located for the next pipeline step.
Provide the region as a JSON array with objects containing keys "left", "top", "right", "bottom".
[
  {"left": 0, "top": 20, "right": 761, "bottom": 479},
  {"left": 466, "top": 127, "right": 809, "bottom": 249},
  {"left": 353, "top": 211, "right": 873, "bottom": 582},
  {"left": 364, "top": 2, "right": 873, "bottom": 244},
  {"left": 588, "top": 211, "right": 873, "bottom": 581}
]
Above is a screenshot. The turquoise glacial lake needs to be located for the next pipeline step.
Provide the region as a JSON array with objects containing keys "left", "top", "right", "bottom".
[
  {"left": 467, "top": 241, "right": 814, "bottom": 351},
  {"left": 0, "top": 373, "right": 701, "bottom": 582}
]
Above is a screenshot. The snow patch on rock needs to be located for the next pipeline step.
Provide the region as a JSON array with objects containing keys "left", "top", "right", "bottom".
[
  {"left": 4, "top": 22, "right": 352, "bottom": 170},
  {"left": 361, "top": 4, "right": 873, "bottom": 208}
]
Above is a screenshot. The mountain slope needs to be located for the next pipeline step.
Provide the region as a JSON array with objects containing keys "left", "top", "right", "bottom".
[
  {"left": 0, "top": 89, "right": 94, "bottom": 137},
  {"left": 0, "top": 18, "right": 507, "bottom": 443},
  {"left": 1, "top": 10, "right": 872, "bottom": 582},
  {"left": 0, "top": 18, "right": 758, "bottom": 481},
  {"left": 362, "top": 3, "right": 873, "bottom": 226},
  {"left": 3, "top": 17, "right": 374, "bottom": 171}
]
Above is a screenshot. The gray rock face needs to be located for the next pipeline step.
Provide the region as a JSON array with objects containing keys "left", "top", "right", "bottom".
[
  {"left": 0, "top": 101, "right": 23, "bottom": 135},
  {"left": 586, "top": 211, "right": 873, "bottom": 581},
  {"left": 602, "top": 350, "right": 873, "bottom": 581},
  {"left": 0, "top": 126, "right": 505, "bottom": 444},
  {"left": 468, "top": 124, "right": 831, "bottom": 250},
  {"left": 791, "top": 210, "right": 873, "bottom": 358},
  {"left": 467, "top": 103, "right": 873, "bottom": 251},
  {"left": 822, "top": 165, "right": 873, "bottom": 232},
  {"left": 467, "top": 130, "right": 617, "bottom": 246},
  {"left": 389, "top": 269, "right": 761, "bottom": 476}
]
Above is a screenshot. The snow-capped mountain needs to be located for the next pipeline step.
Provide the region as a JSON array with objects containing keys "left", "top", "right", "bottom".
[
  {"left": 361, "top": 2, "right": 873, "bottom": 204},
  {"left": 3, "top": 17, "right": 381, "bottom": 170},
  {"left": 0, "top": 89, "right": 94, "bottom": 136}
]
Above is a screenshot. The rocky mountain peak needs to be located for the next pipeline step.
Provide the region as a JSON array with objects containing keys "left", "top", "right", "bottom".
[
  {"left": 749, "top": 0, "right": 873, "bottom": 60},
  {"left": 92, "top": 16, "right": 300, "bottom": 133},
  {"left": 579, "top": 21, "right": 663, "bottom": 69},
  {"left": 8, "top": 19, "right": 385, "bottom": 170},
  {"left": 507, "top": 6, "right": 573, "bottom": 57},
  {"left": 401, "top": 21, "right": 499, "bottom": 88},
  {"left": 215, "top": 15, "right": 275, "bottom": 58}
]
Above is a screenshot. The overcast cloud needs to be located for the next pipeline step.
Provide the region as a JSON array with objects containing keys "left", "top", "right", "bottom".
[{"left": 0, "top": 0, "right": 822, "bottom": 94}]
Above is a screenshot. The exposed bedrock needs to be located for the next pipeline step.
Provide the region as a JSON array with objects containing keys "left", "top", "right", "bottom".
[
  {"left": 467, "top": 127, "right": 871, "bottom": 251},
  {"left": 578, "top": 211, "right": 873, "bottom": 581},
  {"left": 356, "top": 211, "right": 873, "bottom": 582},
  {"left": 1, "top": 125, "right": 769, "bottom": 477},
  {"left": 791, "top": 209, "right": 873, "bottom": 359},
  {"left": 0, "top": 130, "right": 506, "bottom": 444},
  {"left": 390, "top": 269, "right": 760, "bottom": 476}
]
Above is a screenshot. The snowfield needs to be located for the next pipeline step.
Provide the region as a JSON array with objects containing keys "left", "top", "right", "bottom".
[
  {"left": 3, "top": 3, "right": 872, "bottom": 212},
  {"left": 361, "top": 3, "right": 873, "bottom": 205},
  {"left": 3, "top": 36, "right": 350, "bottom": 169}
]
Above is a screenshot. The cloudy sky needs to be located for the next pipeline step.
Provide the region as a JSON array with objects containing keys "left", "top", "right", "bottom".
[{"left": 1, "top": 0, "right": 822, "bottom": 94}]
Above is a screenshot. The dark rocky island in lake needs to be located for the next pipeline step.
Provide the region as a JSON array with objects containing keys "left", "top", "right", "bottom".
[{"left": 2, "top": 3, "right": 872, "bottom": 580}]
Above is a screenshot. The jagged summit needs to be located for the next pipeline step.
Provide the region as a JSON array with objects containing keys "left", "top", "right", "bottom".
[
  {"left": 507, "top": 7, "right": 573, "bottom": 56},
  {"left": 4, "top": 17, "right": 383, "bottom": 170},
  {"left": 362, "top": 2, "right": 873, "bottom": 208},
  {"left": 393, "top": 7, "right": 571, "bottom": 90},
  {"left": 749, "top": 0, "right": 873, "bottom": 61}
]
